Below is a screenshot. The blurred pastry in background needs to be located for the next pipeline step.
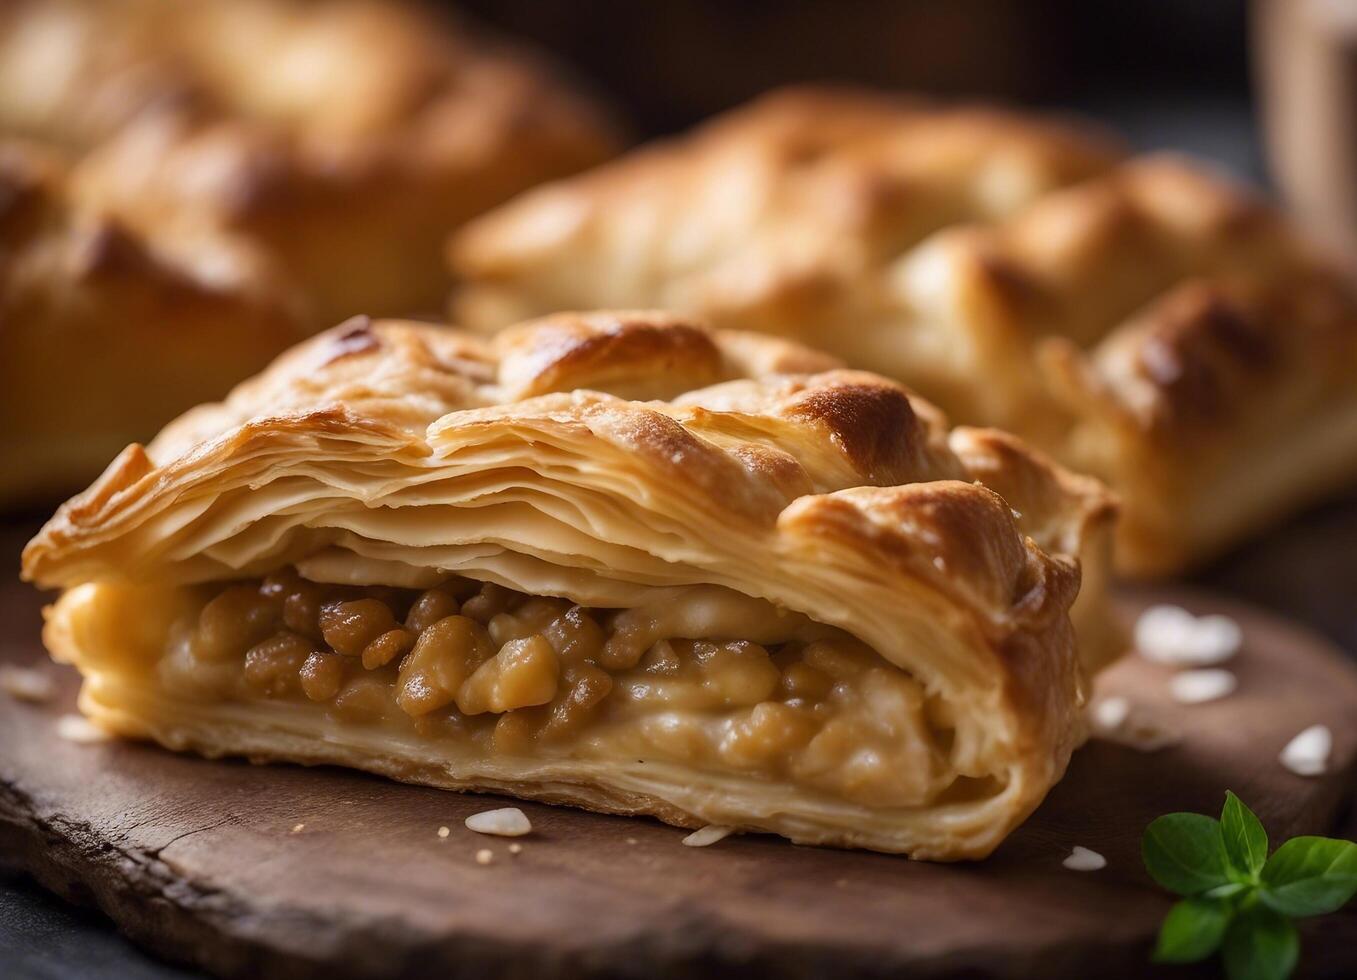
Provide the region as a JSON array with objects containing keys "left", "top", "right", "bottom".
[
  {"left": 448, "top": 87, "right": 1124, "bottom": 329},
  {"left": 0, "top": 0, "right": 622, "bottom": 327},
  {"left": 0, "top": 141, "right": 309, "bottom": 507},
  {"left": 448, "top": 86, "right": 1357, "bottom": 578}
]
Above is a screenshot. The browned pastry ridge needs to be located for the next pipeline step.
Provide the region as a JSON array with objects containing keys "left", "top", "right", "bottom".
[
  {"left": 24, "top": 311, "right": 1116, "bottom": 860},
  {"left": 0, "top": 0, "right": 621, "bottom": 327},
  {"left": 448, "top": 85, "right": 1357, "bottom": 577},
  {"left": 0, "top": 140, "right": 311, "bottom": 506}
]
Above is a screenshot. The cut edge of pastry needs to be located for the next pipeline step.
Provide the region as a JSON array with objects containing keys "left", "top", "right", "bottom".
[{"left": 24, "top": 311, "right": 1118, "bottom": 860}]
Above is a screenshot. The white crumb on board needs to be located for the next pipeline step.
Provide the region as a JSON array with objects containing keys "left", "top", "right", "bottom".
[
  {"left": 1169, "top": 669, "right": 1237, "bottom": 704},
  {"left": 465, "top": 807, "right": 532, "bottom": 837},
  {"left": 0, "top": 665, "right": 55, "bottom": 703},
  {"left": 55, "top": 714, "right": 112, "bottom": 744},
  {"left": 682, "top": 825, "right": 734, "bottom": 847},
  {"left": 1134, "top": 605, "right": 1241, "bottom": 666},
  {"left": 1280, "top": 724, "right": 1332, "bottom": 776},
  {"left": 1062, "top": 846, "right": 1107, "bottom": 871}
]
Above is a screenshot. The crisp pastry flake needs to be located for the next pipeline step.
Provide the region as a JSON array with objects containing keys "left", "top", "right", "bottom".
[{"left": 24, "top": 311, "right": 1117, "bottom": 860}]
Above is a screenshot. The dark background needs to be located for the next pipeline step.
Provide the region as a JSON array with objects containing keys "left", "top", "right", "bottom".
[
  {"left": 459, "top": 0, "right": 1264, "bottom": 180},
  {"left": 7, "top": 1, "right": 1336, "bottom": 978}
]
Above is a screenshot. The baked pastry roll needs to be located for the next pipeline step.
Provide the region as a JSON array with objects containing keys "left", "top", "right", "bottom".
[
  {"left": 24, "top": 311, "right": 1116, "bottom": 860},
  {"left": 449, "top": 86, "right": 1121, "bottom": 330},
  {"left": 0, "top": 0, "right": 620, "bottom": 326},
  {"left": 449, "top": 86, "right": 1357, "bottom": 577},
  {"left": 0, "top": 140, "right": 309, "bottom": 506}
]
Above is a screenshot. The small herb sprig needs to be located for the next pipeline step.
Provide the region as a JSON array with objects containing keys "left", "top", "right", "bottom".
[{"left": 1142, "top": 792, "right": 1357, "bottom": 980}]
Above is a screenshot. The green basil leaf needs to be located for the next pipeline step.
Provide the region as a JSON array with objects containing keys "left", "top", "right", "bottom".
[
  {"left": 1221, "top": 905, "right": 1298, "bottom": 980},
  {"left": 1143, "top": 812, "right": 1231, "bottom": 895},
  {"left": 1260, "top": 836, "right": 1357, "bottom": 917},
  {"left": 1152, "top": 898, "right": 1232, "bottom": 963},
  {"left": 1221, "top": 791, "right": 1268, "bottom": 880}
]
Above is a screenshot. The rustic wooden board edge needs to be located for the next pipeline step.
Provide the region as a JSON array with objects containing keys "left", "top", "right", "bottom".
[
  {"left": 0, "top": 782, "right": 1015, "bottom": 980},
  {"left": 1, "top": 580, "right": 1355, "bottom": 980}
]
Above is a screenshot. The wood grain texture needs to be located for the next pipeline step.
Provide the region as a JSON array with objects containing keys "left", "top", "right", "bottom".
[{"left": 0, "top": 527, "right": 1355, "bottom": 979}]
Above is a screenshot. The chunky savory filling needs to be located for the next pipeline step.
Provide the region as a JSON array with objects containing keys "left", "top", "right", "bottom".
[{"left": 153, "top": 569, "right": 948, "bottom": 806}]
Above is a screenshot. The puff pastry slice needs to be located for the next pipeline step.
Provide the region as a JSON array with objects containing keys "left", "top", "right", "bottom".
[{"left": 24, "top": 312, "right": 1116, "bottom": 860}]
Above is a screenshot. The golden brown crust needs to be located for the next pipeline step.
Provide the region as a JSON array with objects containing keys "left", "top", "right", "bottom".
[
  {"left": 27, "top": 312, "right": 1110, "bottom": 652},
  {"left": 25, "top": 311, "right": 1116, "bottom": 858},
  {"left": 448, "top": 85, "right": 1121, "bottom": 331},
  {"left": 928, "top": 157, "right": 1357, "bottom": 574},
  {"left": 947, "top": 427, "right": 1120, "bottom": 672},
  {"left": 448, "top": 87, "right": 1357, "bottom": 576},
  {"left": 0, "top": 140, "right": 311, "bottom": 505},
  {"left": 0, "top": 0, "right": 621, "bottom": 325}
]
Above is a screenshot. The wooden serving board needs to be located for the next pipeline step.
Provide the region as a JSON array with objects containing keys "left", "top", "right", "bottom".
[{"left": 1, "top": 537, "right": 1355, "bottom": 978}]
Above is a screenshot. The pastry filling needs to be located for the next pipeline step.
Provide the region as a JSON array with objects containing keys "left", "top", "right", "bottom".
[{"left": 100, "top": 569, "right": 954, "bottom": 807}]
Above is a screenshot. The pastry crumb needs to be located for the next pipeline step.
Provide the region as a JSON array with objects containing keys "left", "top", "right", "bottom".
[
  {"left": 681, "top": 825, "right": 734, "bottom": 847},
  {"left": 1115, "top": 717, "right": 1181, "bottom": 752},
  {"left": 1280, "top": 724, "right": 1332, "bottom": 776},
  {"left": 0, "top": 665, "right": 56, "bottom": 703},
  {"left": 507, "top": 842, "right": 523, "bottom": 855},
  {"left": 1062, "top": 846, "right": 1106, "bottom": 871},
  {"left": 464, "top": 807, "right": 532, "bottom": 837},
  {"left": 1090, "top": 696, "right": 1130, "bottom": 731},
  {"left": 1134, "top": 605, "right": 1241, "bottom": 666},
  {"left": 625, "top": 837, "right": 638, "bottom": 845},
  {"left": 291, "top": 823, "right": 305, "bottom": 833},
  {"left": 1169, "top": 668, "right": 1236, "bottom": 704},
  {"left": 475, "top": 848, "right": 494, "bottom": 865},
  {"left": 55, "top": 714, "right": 112, "bottom": 744},
  {"left": 1089, "top": 696, "right": 1179, "bottom": 751},
  {"left": 437, "top": 825, "right": 451, "bottom": 839}
]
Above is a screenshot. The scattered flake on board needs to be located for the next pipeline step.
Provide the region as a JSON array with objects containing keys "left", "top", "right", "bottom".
[
  {"left": 291, "top": 823, "right": 305, "bottom": 833},
  {"left": 1091, "top": 696, "right": 1130, "bottom": 731},
  {"left": 437, "top": 826, "right": 450, "bottom": 839},
  {"left": 475, "top": 848, "right": 494, "bottom": 865},
  {"left": 1169, "top": 669, "right": 1237, "bottom": 704},
  {"left": 1279, "top": 724, "right": 1332, "bottom": 776},
  {"left": 1062, "top": 846, "right": 1107, "bottom": 871},
  {"left": 465, "top": 807, "right": 532, "bottom": 837},
  {"left": 1088, "top": 696, "right": 1180, "bottom": 751},
  {"left": 681, "top": 825, "right": 734, "bottom": 847},
  {"left": 55, "top": 714, "right": 111, "bottom": 744},
  {"left": 507, "top": 843, "right": 523, "bottom": 855},
  {"left": 1114, "top": 716, "right": 1182, "bottom": 752},
  {"left": 0, "top": 665, "right": 55, "bottom": 703},
  {"left": 1134, "top": 605, "right": 1241, "bottom": 666}
]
